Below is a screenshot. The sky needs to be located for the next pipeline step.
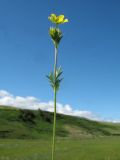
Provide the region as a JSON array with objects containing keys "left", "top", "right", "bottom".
[{"left": 0, "top": 0, "right": 120, "bottom": 122}]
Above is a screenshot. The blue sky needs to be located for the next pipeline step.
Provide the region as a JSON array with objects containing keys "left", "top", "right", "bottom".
[{"left": 0, "top": 0, "right": 120, "bottom": 121}]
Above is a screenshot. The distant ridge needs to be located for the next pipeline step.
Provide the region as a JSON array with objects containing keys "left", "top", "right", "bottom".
[{"left": 0, "top": 105, "right": 120, "bottom": 139}]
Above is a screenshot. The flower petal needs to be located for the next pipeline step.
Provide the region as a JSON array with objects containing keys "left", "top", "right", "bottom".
[
  {"left": 63, "top": 19, "right": 69, "bottom": 23},
  {"left": 57, "top": 15, "right": 64, "bottom": 23},
  {"left": 48, "top": 14, "right": 57, "bottom": 23},
  {"left": 51, "top": 14, "right": 57, "bottom": 19}
]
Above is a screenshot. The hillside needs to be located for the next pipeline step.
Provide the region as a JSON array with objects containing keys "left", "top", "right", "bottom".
[{"left": 0, "top": 105, "right": 120, "bottom": 139}]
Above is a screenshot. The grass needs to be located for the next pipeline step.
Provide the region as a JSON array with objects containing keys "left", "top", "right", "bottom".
[
  {"left": 0, "top": 137, "right": 120, "bottom": 160},
  {"left": 0, "top": 106, "right": 120, "bottom": 139},
  {"left": 0, "top": 106, "right": 120, "bottom": 159}
]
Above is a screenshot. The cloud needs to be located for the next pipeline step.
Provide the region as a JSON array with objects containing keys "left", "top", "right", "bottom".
[
  {"left": 0, "top": 90, "right": 118, "bottom": 122},
  {"left": 0, "top": 90, "right": 13, "bottom": 97}
]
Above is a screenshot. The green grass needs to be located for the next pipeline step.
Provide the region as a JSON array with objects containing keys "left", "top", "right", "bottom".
[
  {"left": 0, "top": 137, "right": 120, "bottom": 160},
  {"left": 0, "top": 106, "right": 120, "bottom": 139},
  {"left": 0, "top": 106, "right": 120, "bottom": 160},
  {"left": 0, "top": 106, "right": 120, "bottom": 159}
]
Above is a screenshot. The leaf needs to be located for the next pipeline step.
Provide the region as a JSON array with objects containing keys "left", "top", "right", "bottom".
[{"left": 47, "top": 67, "right": 63, "bottom": 91}]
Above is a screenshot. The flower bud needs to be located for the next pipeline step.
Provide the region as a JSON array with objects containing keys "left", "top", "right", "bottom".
[{"left": 49, "top": 27, "right": 63, "bottom": 47}]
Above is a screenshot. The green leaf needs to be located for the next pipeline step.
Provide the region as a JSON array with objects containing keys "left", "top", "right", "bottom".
[{"left": 47, "top": 66, "right": 63, "bottom": 91}]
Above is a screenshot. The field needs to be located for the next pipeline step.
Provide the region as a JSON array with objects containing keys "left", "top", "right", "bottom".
[
  {"left": 0, "top": 137, "right": 120, "bottom": 160},
  {"left": 0, "top": 106, "right": 120, "bottom": 160}
]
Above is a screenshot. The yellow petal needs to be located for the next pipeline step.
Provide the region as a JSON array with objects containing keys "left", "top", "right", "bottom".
[
  {"left": 63, "top": 19, "right": 69, "bottom": 23},
  {"left": 51, "top": 14, "right": 57, "bottom": 19},
  {"left": 48, "top": 16, "right": 52, "bottom": 21},
  {"left": 58, "top": 15, "right": 64, "bottom": 20},
  {"left": 57, "top": 15, "right": 64, "bottom": 23},
  {"left": 48, "top": 14, "right": 57, "bottom": 23}
]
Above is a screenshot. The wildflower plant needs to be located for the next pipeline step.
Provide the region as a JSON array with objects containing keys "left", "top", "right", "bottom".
[{"left": 47, "top": 13, "right": 68, "bottom": 160}]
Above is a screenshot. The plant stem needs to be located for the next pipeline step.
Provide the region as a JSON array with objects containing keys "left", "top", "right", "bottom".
[
  {"left": 52, "top": 87, "right": 57, "bottom": 160},
  {"left": 52, "top": 46, "right": 58, "bottom": 160}
]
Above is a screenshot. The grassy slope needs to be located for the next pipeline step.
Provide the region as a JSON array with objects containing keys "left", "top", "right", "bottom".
[{"left": 0, "top": 105, "right": 120, "bottom": 139}]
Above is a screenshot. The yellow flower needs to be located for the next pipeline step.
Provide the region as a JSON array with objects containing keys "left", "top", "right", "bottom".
[{"left": 48, "top": 14, "right": 68, "bottom": 24}]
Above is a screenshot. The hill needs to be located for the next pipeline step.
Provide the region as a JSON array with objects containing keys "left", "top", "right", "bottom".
[{"left": 0, "top": 105, "right": 120, "bottom": 139}]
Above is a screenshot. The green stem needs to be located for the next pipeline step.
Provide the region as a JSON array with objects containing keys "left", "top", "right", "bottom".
[
  {"left": 52, "top": 46, "right": 58, "bottom": 160},
  {"left": 52, "top": 87, "right": 57, "bottom": 160}
]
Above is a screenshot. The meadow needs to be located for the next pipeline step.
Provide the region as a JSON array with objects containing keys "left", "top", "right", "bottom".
[
  {"left": 0, "top": 137, "right": 120, "bottom": 160},
  {"left": 0, "top": 106, "right": 120, "bottom": 160}
]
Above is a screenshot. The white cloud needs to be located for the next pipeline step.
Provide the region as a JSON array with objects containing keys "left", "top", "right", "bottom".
[
  {"left": 0, "top": 90, "right": 119, "bottom": 122},
  {"left": 0, "top": 90, "right": 13, "bottom": 97}
]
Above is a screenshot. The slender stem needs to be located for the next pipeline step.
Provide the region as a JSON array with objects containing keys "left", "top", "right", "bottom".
[
  {"left": 52, "top": 87, "right": 57, "bottom": 160},
  {"left": 54, "top": 47, "right": 58, "bottom": 75},
  {"left": 52, "top": 46, "right": 58, "bottom": 160}
]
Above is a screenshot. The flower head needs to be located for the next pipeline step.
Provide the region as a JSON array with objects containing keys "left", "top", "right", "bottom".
[
  {"left": 48, "top": 14, "right": 68, "bottom": 25},
  {"left": 49, "top": 27, "right": 63, "bottom": 47}
]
